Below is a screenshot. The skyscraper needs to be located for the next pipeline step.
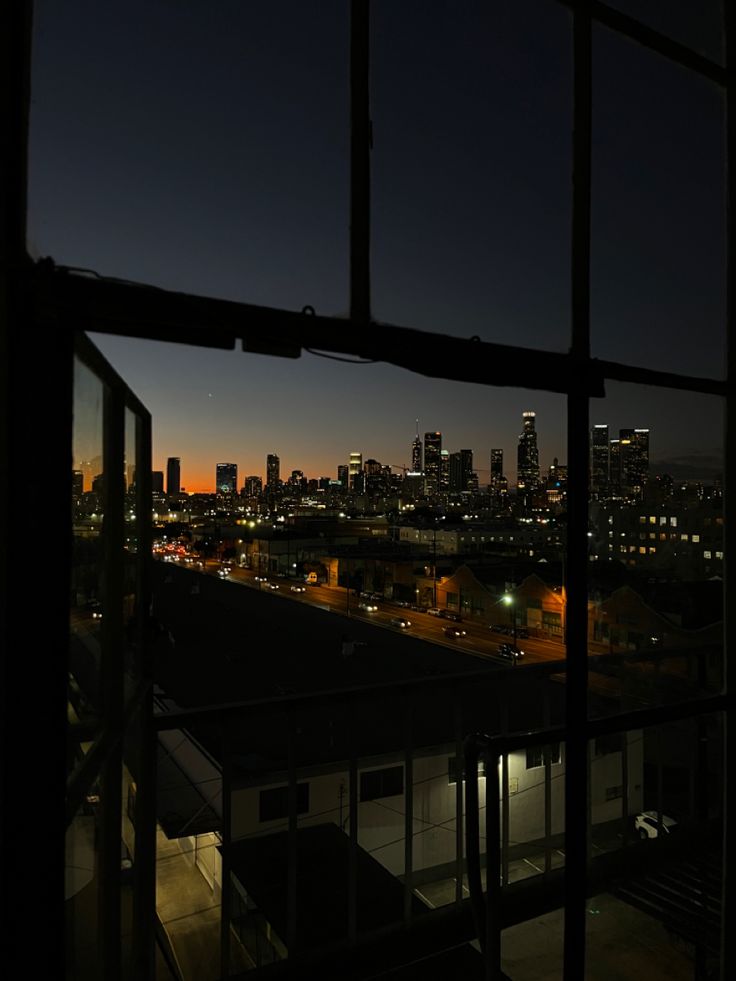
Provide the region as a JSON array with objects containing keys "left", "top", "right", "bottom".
[
  {"left": 516, "top": 411, "right": 540, "bottom": 492},
  {"left": 424, "top": 432, "right": 442, "bottom": 492},
  {"left": 619, "top": 428, "right": 649, "bottom": 497},
  {"left": 166, "top": 456, "right": 181, "bottom": 496},
  {"left": 590, "top": 424, "right": 609, "bottom": 494},
  {"left": 440, "top": 449, "right": 450, "bottom": 492},
  {"left": 151, "top": 470, "right": 164, "bottom": 494},
  {"left": 609, "top": 439, "right": 621, "bottom": 494},
  {"left": 349, "top": 451, "right": 363, "bottom": 490},
  {"left": 266, "top": 453, "right": 280, "bottom": 489},
  {"left": 337, "top": 464, "right": 348, "bottom": 486},
  {"left": 216, "top": 462, "right": 238, "bottom": 495},
  {"left": 449, "top": 449, "right": 473, "bottom": 492},
  {"left": 72, "top": 470, "right": 84, "bottom": 496},
  {"left": 244, "top": 475, "right": 262, "bottom": 497},
  {"left": 490, "top": 448, "right": 503, "bottom": 483},
  {"left": 411, "top": 431, "right": 422, "bottom": 472}
]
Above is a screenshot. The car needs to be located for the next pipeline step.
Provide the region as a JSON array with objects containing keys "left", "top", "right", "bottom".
[
  {"left": 443, "top": 625, "right": 467, "bottom": 638},
  {"left": 268, "top": 583, "right": 279, "bottom": 590},
  {"left": 634, "top": 811, "right": 678, "bottom": 839},
  {"left": 490, "top": 624, "right": 509, "bottom": 634},
  {"left": 426, "top": 607, "right": 442, "bottom": 616},
  {"left": 495, "top": 643, "right": 524, "bottom": 661},
  {"left": 390, "top": 616, "right": 411, "bottom": 629},
  {"left": 358, "top": 601, "right": 378, "bottom": 612},
  {"left": 443, "top": 611, "right": 462, "bottom": 622},
  {"left": 290, "top": 584, "right": 306, "bottom": 593},
  {"left": 217, "top": 567, "right": 229, "bottom": 578},
  {"left": 255, "top": 575, "right": 268, "bottom": 582}
]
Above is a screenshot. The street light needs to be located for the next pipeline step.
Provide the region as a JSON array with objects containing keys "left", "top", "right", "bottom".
[{"left": 502, "top": 594, "right": 517, "bottom": 650}]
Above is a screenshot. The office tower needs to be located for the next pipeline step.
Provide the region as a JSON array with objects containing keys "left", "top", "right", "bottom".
[
  {"left": 72, "top": 470, "right": 84, "bottom": 496},
  {"left": 424, "top": 432, "right": 442, "bottom": 491},
  {"left": 412, "top": 422, "right": 422, "bottom": 472},
  {"left": 349, "top": 452, "right": 363, "bottom": 490},
  {"left": 337, "top": 464, "right": 348, "bottom": 487},
  {"left": 590, "top": 424, "right": 609, "bottom": 494},
  {"left": 490, "top": 448, "right": 503, "bottom": 483},
  {"left": 619, "top": 428, "right": 649, "bottom": 497},
  {"left": 517, "top": 411, "right": 540, "bottom": 492},
  {"left": 216, "top": 462, "right": 238, "bottom": 495},
  {"left": 440, "top": 449, "right": 450, "bottom": 492},
  {"left": 364, "top": 458, "right": 381, "bottom": 475},
  {"left": 609, "top": 439, "right": 621, "bottom": 494},
  {"left": 151, "top": 470, "right": 164, "bottom": 494},
  {"left": 166, "top": 456, "right": 181, "bottom": 496},
  {"left": 244, "top": 475, "right": 262, "bottom": 497},
  {"left": 266, "top": 453, "right": 280, "bottom": 489},
  {"left": 449, "top": 449, "right": 473, "bottom": 492}
]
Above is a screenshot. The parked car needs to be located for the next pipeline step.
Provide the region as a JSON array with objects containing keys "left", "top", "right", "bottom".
[
  {"left": 443, "top": 625, "right": 467, "bottom": 638},
  {"left": 495, "top": 643, "right": 524, "bottom": 661},
  {"left": 390, "top": 616, "right": 411, "bottom": 629},
  {"left": 427, "top": 608, "right": 442, "bottom": 617},
  {"left": 634, "top": 811, "right": 678, "bottom": 839},
  {"left": 443, "top": 611, "right": 462, "bottom": 622}
]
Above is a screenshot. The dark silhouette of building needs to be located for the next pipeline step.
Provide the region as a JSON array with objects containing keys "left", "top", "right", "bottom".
[{"left": 166, "top": 456, "right": 181, "bottom": 496}]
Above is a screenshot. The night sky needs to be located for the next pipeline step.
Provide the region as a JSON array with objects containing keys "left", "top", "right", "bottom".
[{"left": 29, "top": 1, "right": 725, "bottom": 490}]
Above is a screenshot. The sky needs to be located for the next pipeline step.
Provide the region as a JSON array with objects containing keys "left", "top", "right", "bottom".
[{"left": 28, "top": 1, "right": 726, "bottom": 492}]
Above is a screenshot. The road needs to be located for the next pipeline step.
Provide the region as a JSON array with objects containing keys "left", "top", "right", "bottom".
[{"left": 161, "top": 556, "right": 568, "bottom": 667}]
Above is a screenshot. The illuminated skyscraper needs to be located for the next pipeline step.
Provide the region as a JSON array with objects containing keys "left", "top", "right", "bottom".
[
  {"left": 166, "top": 456, "right": 181, "bottom": 496},
  {"left": 516, "top": 411, "right": 540, "bottom": 492},
  {"left": 216, "top": 462, "right": 238, "bottom": 495},
  {"left": 590, "top": 424, "right": 609, "bottom": 494},
  {"left": 424, "top": 432, "right": 442, "bottom": 491},
  {"left": 412, "top": 433, "right": 422, "bottom": 472},
  {"left": 266, "top": 453, "right": 280, "bottom": 489},
  {"left": 490, "top": 448, "right": 503, "bottom": 483},
  {"left": 349, "top": 451, "right": 363, "bottom": 490},
  {"left": 619, "top": 428, "right": 649, "bottom": 498}
]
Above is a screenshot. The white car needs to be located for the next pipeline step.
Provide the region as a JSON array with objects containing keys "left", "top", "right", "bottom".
[{"left": 634, "top": 811, "right": 678, "bottom": 839}]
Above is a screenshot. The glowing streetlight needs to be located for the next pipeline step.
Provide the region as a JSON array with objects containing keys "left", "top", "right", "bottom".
[{"left": 502, "top": 593, "right": 517, "bottom": 649}]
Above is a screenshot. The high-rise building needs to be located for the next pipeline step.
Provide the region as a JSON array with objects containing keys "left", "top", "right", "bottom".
[
  {"left": 72, "top": 470, "right": 84, "bottom": 496},
  {"left": 609, "top": 439, "right": 621, "bottom": 494},
  {"left": 619, "top": 428, "right": 649, "bottom": 497},
  {"left": 590, "top": 424, "right": 609, "bottom": 494},
  {"left": 364, "top": 458, "right": 381, "bottom": 475},
  {"left": 490, "top": 448, "right": 503, "bottom": 483},
  {"left": 516, "top": 411, "right": 540, "bottom": 492},
  {"left": 166, "top": 457, "right": 181, "bottom": 496},
  {"left": 266, "top": 453, "right": 280, "bottom": 489},
  {"left": 449, "top": 449, "right": 473, "bottom": 493},
  {"left": 439, "top": 449, "right": 450, "bottom": 492},
  {"left": 151, "top": 470, "right": 164, "bottom": 494},
  {"left": 337, "top": 464, "right": 348, "bottom": 487},
  {"left": 424, "top": 432, "right": 442, "bottom": 491},
  {"left": 216, "top": 462, "right": 238, "bottom": 495},
  {"left": 349, "top": 452, "right": 363, "bottom": 490},
  {"left": 244, "top": 475, "right": 262, "bottom": 497},
  {"left": 411, "top": 424, "right": 422, "bottom": 472}
]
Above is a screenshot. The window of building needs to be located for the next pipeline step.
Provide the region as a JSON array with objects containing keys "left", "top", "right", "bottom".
[
  {"left": 704, "top": 550, "right": 712, "bottom": 559},
  {"left": 692, "top": 534, "right": 701, "bottom": 543},
  {"left": 360, "top": 765, "right": 404, "bottom": 802},
  {"left": 526, "top": 743, "right": 561, "bottom": 769},
  {"left": 259, "top": 783, "right": 310, "bottom": 822},
  {"left": 670, "top": 516, "right": 678, "bottom": 527}
]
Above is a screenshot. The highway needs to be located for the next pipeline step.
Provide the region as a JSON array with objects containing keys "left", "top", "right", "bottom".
[{"left": 160, "top": 555, "right": 568, "bottom": 668}]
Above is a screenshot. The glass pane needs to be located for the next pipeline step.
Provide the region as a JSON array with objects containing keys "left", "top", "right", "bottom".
[
  {"left": 372, "top": 0, "right": 572, "bottom": 350},
  {"left": 66, "top": 792, "right": 102, "bottom": 979},
  {"left": 588, "top": 384, "right": 724, "bottom": 719},
  {"left": 591, "top": 27, "right": 725, "bottom": 378},
  {"left": 29, "top": 1, "right": 349, "bottom": 315},
  {"left": 586, "top": 713, "right": 724, "bottom": 979},
  {"left": 70, "top": 355, "right": 106, "bottom": 743},
  {"left": 602, "top": 1, "right": 724, "bottom": 64},
  {"left": 123, "top": 408, "right": 139, "bottom": 684}
]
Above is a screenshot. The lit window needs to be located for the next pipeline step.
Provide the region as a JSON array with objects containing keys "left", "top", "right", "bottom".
[
  {"left": 649, "top": 533, "right": 656, "bottom": 540},
  {"left": 639, "top": 546, "right": 646, "bottom": 554},
  {"left": 649, "top": 547, "right": 656, "bottom": 554},
  {"left": 681, "top": 534, "right": 689, "bottom": 542},
  {"left": 659, "top": 533, "right": 667, "bottom": 541},
  {"left": 716, "top": 551, "right": 724, "bottom": 560},
  {"left": 670, "top": 517, "right": 678, "bottom": 527},
  {"left": 638, "top": 516, "right": 646, "bottom": 524},
  {"left": 659, "top": 516, "right": 667, "bottom": 526},
  {"left": 649, "top": 516, "right": 656, "bottom": 524},
  {"left": 704, "top": 550, "right": 712, "bottom": 559},
  {"left": 692, "top": 535, "right": 700, "bottom": 543}
]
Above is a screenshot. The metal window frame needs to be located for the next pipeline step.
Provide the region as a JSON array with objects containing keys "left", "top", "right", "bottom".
[{"left": 2, "top": 1, "right": 734, "bottom": 979}]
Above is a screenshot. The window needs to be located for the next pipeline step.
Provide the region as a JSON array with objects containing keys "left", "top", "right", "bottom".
[
  {"left": 692, "top": 534, "right": 701, "bottom": 543},
  {"left": 448, "top": 757, "right": 487, "bottom": 784},
  {"left": 259, "top": 783, "right": 310, "bottom": 822},
  {"left": 360, "top": 765, "right": 404, "bottom": 802},
  {"left": 526, "top": 743, "right": 561, "bottom": 769}
]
